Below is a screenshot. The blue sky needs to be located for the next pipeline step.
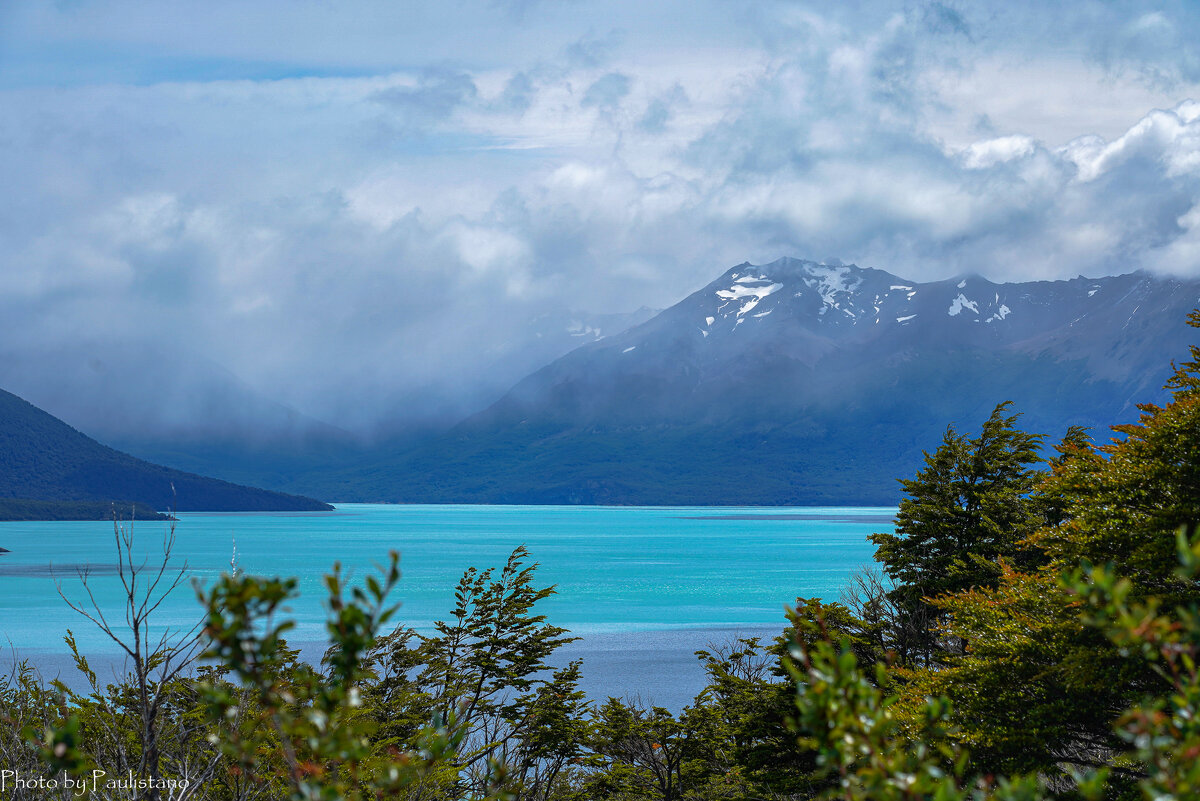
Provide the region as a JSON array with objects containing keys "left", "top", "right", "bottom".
[{"left": 2, "top": 1, "right": 1199, "bottom": 433}]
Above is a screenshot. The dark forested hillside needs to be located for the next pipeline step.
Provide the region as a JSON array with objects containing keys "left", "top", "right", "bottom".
[{"left": 0, "top": 388, "right": 332, "bottom": 517}]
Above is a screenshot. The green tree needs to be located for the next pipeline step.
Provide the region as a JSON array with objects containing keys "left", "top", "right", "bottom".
[
  {"left": 197, "top": 553, "right": 464, "bottom": 801},
  {"left": 690, "top": 635, "right": 823, "bottom": 798},
  {"left": 785, "top": 602, "right": 1099, "bottom": 801},
  {"left": 586, "top": 699, "right": 694, "bottom": 801},
  {"left": 1069, "top": 524, "right": 1200, "bottom": 800},
  {"left": 376, "top": 545, "right": 583, "bottom": 799},
  {"left": 870, "top": 401, "right": 1044, "bottom": 665},
  {"left": 782, "top": 525, "right": 1200, "bottom": 801}
]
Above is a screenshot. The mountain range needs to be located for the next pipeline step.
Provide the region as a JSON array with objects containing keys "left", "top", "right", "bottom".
[{"left": 290, "top": 258, "right": 1198, "bottom": 505}]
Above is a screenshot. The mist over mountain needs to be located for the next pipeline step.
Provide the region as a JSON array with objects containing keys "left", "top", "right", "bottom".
[
  {"left": 359, "top": 305, "right": 662, "bottom": 439},
  {"left": 0, "top": 307, "right": 657, "bottom": 489},
  {"left": 0, "top": 341, "right": 351, "bottom": 446},
  {"left": 295, "top": 258, "right": 1200, "bottom": 505}
]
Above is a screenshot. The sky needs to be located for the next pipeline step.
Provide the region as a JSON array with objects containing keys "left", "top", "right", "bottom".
[{"left": 2, "top": 0, "right": 1200, "bottom": 438}]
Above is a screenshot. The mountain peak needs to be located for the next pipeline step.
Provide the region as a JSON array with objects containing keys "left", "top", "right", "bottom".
[
  {"left": 700, "top": 257, "right": 900, "bottom": 332},
  {"left": 752, "top": 256, "right": 868, "bottom": 278},
  {"left": 946, "top": 271, "right": 992, "bottom": 287}
]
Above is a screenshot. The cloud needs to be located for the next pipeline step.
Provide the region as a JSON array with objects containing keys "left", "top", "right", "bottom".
[
  {"left": 373, "top": 69, "right": 479, "bottom": 125},
  {"left": 581, "top": 72, "right": 631, "bottom": 111},
  {"left": 495, "top": 71, "right": 535, "bottom": 114},
  {"left": 961, "top": 135, "right": 1037, "bottom": 169},
  {"left": 637, "top": 83, "right": 687, "bottom": 133},
  {"left": 920, "top": 2, "right": 972, "bottom": 40},
  {"left": 1090, "top": 8, "right": 1200, "bottom": 87},
  {"left": 564, "top": 30, "right": 623, "bottom": 69}
]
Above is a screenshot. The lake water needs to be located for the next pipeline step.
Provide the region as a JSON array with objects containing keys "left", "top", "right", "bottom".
[{"left": 0, "top": 504, "right": 891, "bottom": 709}]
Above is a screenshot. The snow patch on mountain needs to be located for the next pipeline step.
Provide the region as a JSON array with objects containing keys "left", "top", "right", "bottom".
[
  {"left": 567, "top": 322, "right": 603, "bottom": 338},
  {"left": 948, "top": 294, "right": 979, "bottom": 316},
  {"left": 716, "top": 282, "right": 782, "bottom": 301},
  {"left": 738, "top": 297, "right": 764, "bottom": 316},
  {"left": 715, "top": 279, "right": 782, "bottom": 319},
  {"left": 986, "top": 305, "right": 1012, "bottom": 323},
  {"left": 800, "top": 265, "right": 864, "bottom": 312}
]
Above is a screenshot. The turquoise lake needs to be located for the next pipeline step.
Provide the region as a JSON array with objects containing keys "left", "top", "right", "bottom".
[{"left": 0, "top": 504, "right": 892, "bottom": 708}]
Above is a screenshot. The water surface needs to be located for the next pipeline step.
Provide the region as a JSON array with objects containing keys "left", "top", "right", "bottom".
[{"left": 0, "top": 504, "right": 891, "bottom": 707}]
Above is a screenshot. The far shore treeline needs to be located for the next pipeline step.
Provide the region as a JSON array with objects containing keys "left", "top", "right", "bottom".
[{"left": 0, "top": 312, "right": 1198, "bottom": 800}]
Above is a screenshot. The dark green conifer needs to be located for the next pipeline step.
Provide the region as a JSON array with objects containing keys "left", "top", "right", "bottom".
[{"left": 870, "top": 401, "right": 1044, "bottom": 663}]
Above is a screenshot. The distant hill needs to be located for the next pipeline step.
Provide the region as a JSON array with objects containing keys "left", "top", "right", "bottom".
[
  {"left": 306, "top": 259, "right": 1200, "bottom": 505},
  {"left": 0, "top": 388, "right": 332, "bottom": 518}
]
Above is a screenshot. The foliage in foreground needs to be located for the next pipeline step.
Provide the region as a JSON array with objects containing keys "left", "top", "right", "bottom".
[{"left": 788, "top": 524, "right": 1200, "bottom": 801}]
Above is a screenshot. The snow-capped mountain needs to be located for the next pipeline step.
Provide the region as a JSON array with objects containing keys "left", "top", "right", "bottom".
[
  {"left": 614, "top": 258, "right": 1183, "bottom": 390},
  {"left": 338, "top": 258, "right": 1200, "bottom": 505},
  {"left": 643, "top": 257, "right": 1172, "bottom": 354}
]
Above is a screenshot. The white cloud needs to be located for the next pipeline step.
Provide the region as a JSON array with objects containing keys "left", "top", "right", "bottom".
[{"left": 961, "top": 136, "right": 1037, "bottom": 169}]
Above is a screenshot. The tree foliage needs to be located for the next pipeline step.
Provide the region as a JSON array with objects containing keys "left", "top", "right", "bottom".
[{"left": 870, "top": 402, "right": 1044, "bottom": 665}]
